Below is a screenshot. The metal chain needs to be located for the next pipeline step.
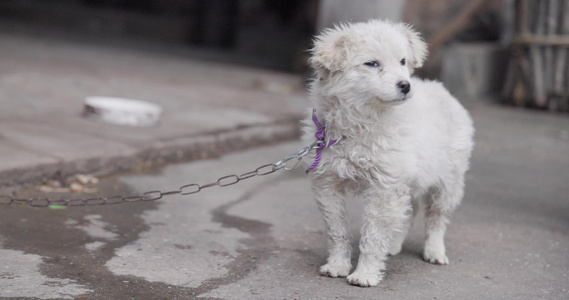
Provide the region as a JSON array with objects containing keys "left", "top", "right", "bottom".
[{"left": 0, "top": 141, "right": 322, "bottom": 207}]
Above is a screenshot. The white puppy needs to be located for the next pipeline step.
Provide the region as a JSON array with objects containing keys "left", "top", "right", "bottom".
[{"left": 302, "top": 19, "right": 474, "bottom": 287}]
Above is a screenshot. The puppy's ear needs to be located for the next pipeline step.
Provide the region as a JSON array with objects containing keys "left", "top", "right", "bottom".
[
  {"left": 309, "top": 29, "right": 353, "bottom": 74},
  {"left": 395, "top": 23, "right": 428, "bottom": 69}
]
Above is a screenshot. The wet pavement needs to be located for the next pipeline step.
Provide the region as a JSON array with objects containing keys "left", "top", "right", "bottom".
[{"left": 1, "top": 100, "right": 569, "bottom": 300}]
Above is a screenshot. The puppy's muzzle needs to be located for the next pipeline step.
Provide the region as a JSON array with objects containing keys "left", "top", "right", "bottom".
[{"left": 397, "top": 81, "right": 411, "bottom": 95}]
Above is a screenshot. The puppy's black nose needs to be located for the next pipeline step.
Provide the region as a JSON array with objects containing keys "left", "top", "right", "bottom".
[{"left": 397, "top": 81, "right": 411, "bottom": 94}]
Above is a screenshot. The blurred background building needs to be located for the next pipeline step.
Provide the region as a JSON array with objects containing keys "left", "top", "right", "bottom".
[
  {"left": 1, "top": 0, "right": 567, "bottom": 110},
  {"left": 0, "top": 0, "right": 501, "bottom": 72}
]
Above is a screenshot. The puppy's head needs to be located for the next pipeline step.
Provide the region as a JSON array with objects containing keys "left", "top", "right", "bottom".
[{"left": 310, "top": 20, "right": 427, "bottom": 105}]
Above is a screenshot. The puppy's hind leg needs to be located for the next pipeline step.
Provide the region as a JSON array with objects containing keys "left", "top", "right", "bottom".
[
  {"left": 312, "top": 173, "right": 352, "bottom": 278},
  {"left": 347, "top": 185, "right": 412, "bottom": 287},
  {"left": 423, "top": 182, "right": 464, "bottom": 265}
]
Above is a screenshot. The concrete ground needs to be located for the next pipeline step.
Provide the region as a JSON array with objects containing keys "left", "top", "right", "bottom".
[
  {"left": 0, "top": 32, "right": 568, "bottom": 300},
  {"left": 0, "top": 31, "right": 306, "bottom": 188}
]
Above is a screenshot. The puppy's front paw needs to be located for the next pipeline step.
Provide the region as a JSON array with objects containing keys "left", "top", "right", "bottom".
[
  {"left": 423, "top": 248, "right": 449, "bottom": 265},
  {"left": 346, "top": 271, "right": 383, "bottom": 287},
  {"left": 320, "top": 262, "right": 351, "bottom": 278}
]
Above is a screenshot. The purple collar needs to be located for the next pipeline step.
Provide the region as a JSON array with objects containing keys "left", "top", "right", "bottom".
[{"left": 306, "top": 109, "right": 343, "bottom": 173}]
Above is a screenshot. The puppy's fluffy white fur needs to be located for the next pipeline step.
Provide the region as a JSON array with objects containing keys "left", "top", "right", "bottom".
[{"left": 302, "top": 20, "right": 474, "bottom": 287}]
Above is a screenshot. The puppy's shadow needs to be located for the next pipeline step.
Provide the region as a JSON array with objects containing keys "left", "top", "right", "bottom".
[{"left": 349, "top": 237, "right": 424, "bottom": 267}]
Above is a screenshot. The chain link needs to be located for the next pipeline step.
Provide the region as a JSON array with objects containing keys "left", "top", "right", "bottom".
[{"left": 0, "top": 142, "right": 322, "bottom": 207}]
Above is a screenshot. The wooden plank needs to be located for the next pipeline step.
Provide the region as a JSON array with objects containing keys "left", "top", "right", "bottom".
[
  {"left": 518, "top": 0, "right": 531, "bottom": 34},
  {"left": 529, "top": 0, "right": 547, "bottom": 107},
  {"left": 543, "top": 0, "right": 557, "bottom": 99},
  {"left": 553, "top": 0, "right": 569, "bottom": 97},
  {"left": 513, "top": 34, "right": 569, "bottom": 46},
  {"left": 562, "top": 0, "right": 569, "bottom": 110}
]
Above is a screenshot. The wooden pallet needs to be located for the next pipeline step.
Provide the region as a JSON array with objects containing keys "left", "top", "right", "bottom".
[{"left": 502, "top": 0, "right": 569, "bottom": 112}]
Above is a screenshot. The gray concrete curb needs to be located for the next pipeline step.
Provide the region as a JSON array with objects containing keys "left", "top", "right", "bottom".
[{"left": 0, "top": 117, "right": 302, "bottom": 188}]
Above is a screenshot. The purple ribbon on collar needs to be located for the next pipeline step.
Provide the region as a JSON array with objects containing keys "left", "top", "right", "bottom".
[{"left": 306, "top": 109, "right": 341, "bottom": 173}]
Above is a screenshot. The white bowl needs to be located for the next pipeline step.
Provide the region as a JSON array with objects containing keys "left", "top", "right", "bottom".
[{"left": 84, "top": 97, "right": 162, "bottom": 127}]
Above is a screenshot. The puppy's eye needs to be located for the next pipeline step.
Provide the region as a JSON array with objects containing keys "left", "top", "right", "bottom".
[
  {"left": 400, "top": 58, "right": 406, "bottom": 66},
  {"left": 364, "top": 61, "right": 380, "bottom": 68}
]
